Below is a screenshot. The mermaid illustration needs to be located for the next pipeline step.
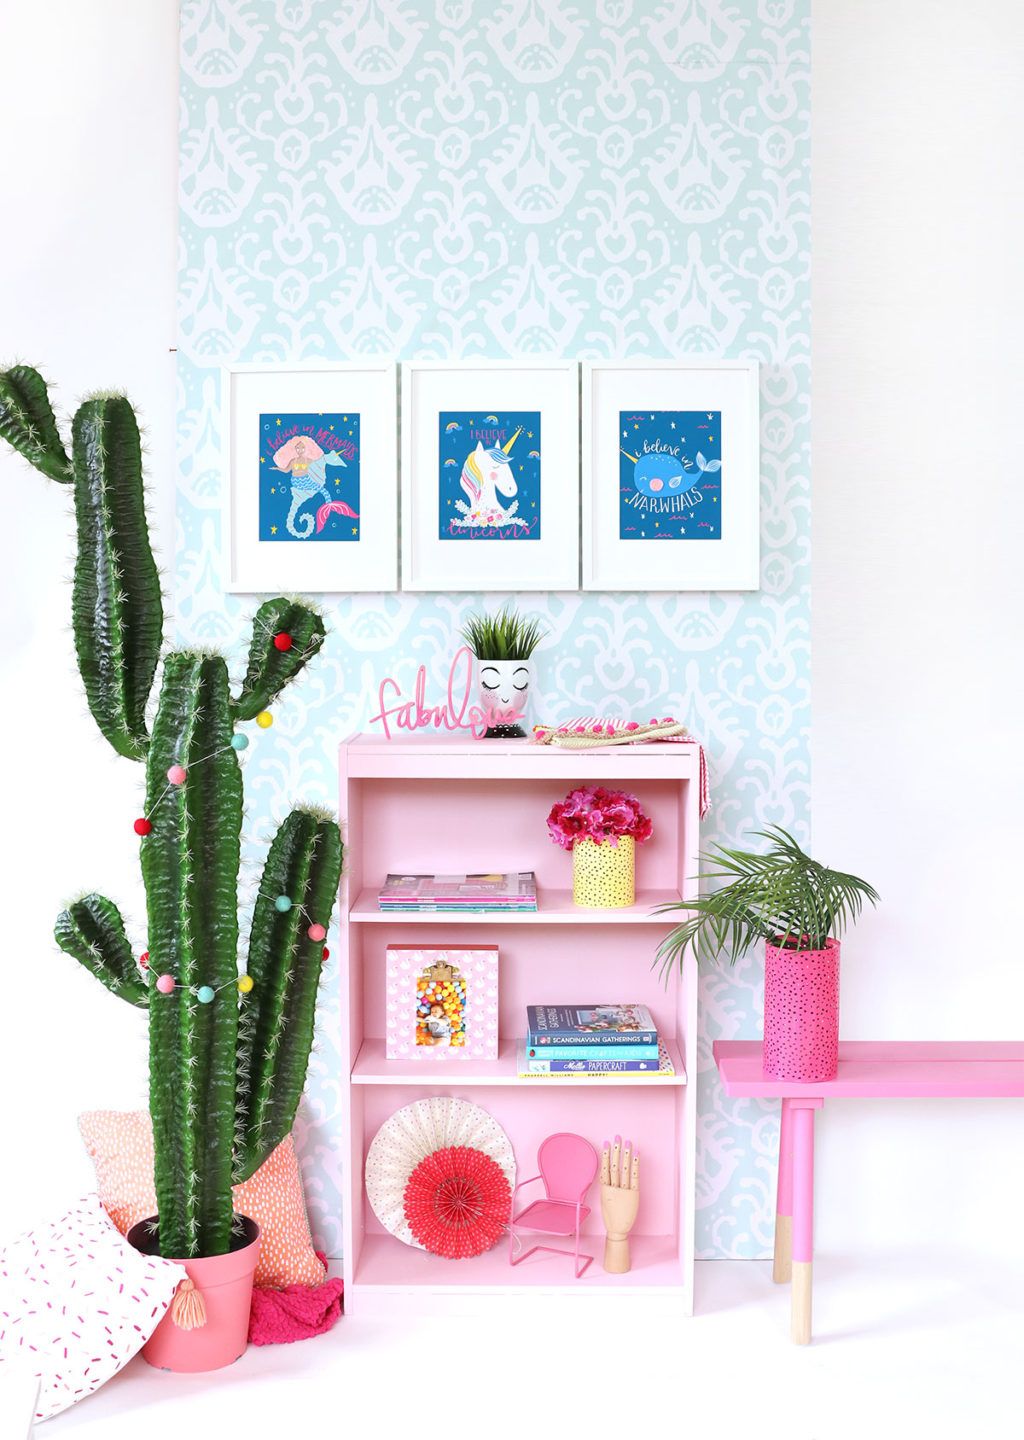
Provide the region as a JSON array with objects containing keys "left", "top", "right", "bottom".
[{"left": 272, "top": 435, "right": 359, "bottom": 538}]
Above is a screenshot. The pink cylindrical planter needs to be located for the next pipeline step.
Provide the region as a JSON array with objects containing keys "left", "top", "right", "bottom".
[
  {"left": 762, "top": 939, "right": 840, "bottom": 1082},
  {"left": 127, "top": 1216, "right": 260, "bottom": 1373}
]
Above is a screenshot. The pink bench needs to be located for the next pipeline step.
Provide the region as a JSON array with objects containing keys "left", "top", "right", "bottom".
[{"left": 714, "top": 1040, "right": 1024, "bottom": 1343}]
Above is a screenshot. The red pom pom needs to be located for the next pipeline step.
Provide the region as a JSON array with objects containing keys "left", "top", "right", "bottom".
[
  {"left": 322, "top": 947, "right": 330, "bottom": 962},
  {"left": 134, "top": 818, "right": 152, "bottom": 836},
  {"left": 403, "top": 1145, "right": 511, "bottom": 1259},
  {"left": 273, "top": 632, "right": 293, "bottom": 652},
  {"left": 139, "top": 951, "right": 149, "bottom": 970}
]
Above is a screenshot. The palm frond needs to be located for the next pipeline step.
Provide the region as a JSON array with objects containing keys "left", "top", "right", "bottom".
[{"left": 654, "top": 830, "right": 879, "bottom": 984}]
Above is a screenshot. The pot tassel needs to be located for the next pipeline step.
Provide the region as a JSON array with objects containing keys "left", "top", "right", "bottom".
[{"left": 170, "top": 1276, "right": 207, "bottom": 1331}]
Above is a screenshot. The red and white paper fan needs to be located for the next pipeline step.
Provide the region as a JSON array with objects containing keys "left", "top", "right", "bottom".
[
  {"left": 404, "top": 1145, "right": 512, "bottom": 1259},
  {"left": 365, "top": 1097, "right": 515, "bottom": 1251}
]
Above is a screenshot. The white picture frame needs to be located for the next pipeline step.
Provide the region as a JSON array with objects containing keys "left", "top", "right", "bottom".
[
  {"left": 582, "top": 360, "right": 760, "bottom": 591},
  {"left": 222, "top": 361, "right": 398, "bottom": 593},
  {"left": 401, "top": 359, "right": 579, "bottom": 591}
]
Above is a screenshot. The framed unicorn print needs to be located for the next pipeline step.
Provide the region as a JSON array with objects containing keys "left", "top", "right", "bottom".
[
  {"left": 222, "top": 361, "right": 398, "bottom": 592},
  {"left": 400, "top": 360, "right": 579, "bottom": 591},
  {"left": 582, "top": 361, "right": 760, "bottom": 591}
]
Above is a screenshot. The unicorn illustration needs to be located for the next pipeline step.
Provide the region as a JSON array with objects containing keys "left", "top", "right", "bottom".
[
  {"left": 272, "top": 435, "right": 359, "bottom": 538},
  {"left": 452, "top": 427, "right": 529, "bottom": 531}
]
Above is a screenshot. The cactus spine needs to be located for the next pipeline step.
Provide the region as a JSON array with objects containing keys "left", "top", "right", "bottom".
[{"left": 3, "top": 366, "right": 343, "bottom": 1258}]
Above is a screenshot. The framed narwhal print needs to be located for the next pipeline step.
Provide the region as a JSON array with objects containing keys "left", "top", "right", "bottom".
[
  {"left": 582, "top": 361, "right": 760, "bottom": 591},
  {"left": 401, "top": 360, "right": 579, "bottom": 591},
  {"left": 222, "top": 361, "right": 398, "bottom": 592}
]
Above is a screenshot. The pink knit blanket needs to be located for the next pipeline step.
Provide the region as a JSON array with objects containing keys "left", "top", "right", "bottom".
[{"left": 248, "top": 1253, "right": 343, "bottom": 1345}]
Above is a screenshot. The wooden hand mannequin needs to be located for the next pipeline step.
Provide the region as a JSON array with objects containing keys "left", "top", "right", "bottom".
[{"left": 600, "top": 1135, "right": 640, "bottom": 1273}]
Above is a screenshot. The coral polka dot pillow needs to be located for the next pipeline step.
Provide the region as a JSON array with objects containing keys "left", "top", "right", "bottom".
[{"left": 78, "top": 1111, "right": 326, "bottom": 1289}]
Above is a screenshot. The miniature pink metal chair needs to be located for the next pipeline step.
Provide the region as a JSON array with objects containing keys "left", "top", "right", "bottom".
[{"left": 508, "top": 1132, "right": 599, "bottom": 1278}]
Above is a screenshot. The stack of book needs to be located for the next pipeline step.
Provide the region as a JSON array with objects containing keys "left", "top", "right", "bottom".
[
  {"left": 377, "top": 871, "right": 538, "bottom": 914},
  {"left": 519, "top": 1004, "right": 673, "bottom": 1078}
]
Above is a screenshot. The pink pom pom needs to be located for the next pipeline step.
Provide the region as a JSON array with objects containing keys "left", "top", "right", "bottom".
[
  {"left": 308, "top": 923, "right": 326, "bottom": 942},
  {"left": 156, "top": 974, "right": 176, "bottom": 995},
  {"left": 574, "top": 726, "right": 586, "bottom": 734},
  {"left": 167, "top": 764, "right": 187, "bottom": 786},
  {"left": 625, "top": 721, "right": 639, "bottom": 731}
]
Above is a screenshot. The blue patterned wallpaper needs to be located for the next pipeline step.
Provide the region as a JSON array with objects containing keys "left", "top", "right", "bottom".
[{"left": 176, "top": 0, "right": 810, "bottom": 1259}]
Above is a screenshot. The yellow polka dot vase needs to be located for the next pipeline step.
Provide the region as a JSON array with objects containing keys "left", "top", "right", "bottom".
[{"left": 572, "top": 835, "right": 636, "bottom": 908}]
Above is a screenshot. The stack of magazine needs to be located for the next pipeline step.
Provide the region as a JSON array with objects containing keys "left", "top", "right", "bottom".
[
  {"left": 377, "top": 871, "right": 538, "bottom": 914},
  {"left": 518, "top": 1004, "right": 673, "bottom": 1079}
]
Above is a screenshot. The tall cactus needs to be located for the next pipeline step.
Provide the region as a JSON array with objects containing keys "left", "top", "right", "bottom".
[{"left": 2, "top": 366, "right": 343, "bottom": 1258}]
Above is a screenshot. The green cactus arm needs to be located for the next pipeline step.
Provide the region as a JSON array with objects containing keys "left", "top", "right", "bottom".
[
  {"left": 234, "top": 808, "right": 342, "bottom": 1183},
  {"left": 0, "top": 365, "right": 71, "bottom": 482},
  {"left": 143, "top": 653, "right": 242, "bottom": 1258},
  {"left": 231, "top": 598, "right": 327, "bottom": 722},
  {"left": 71, "top": 395, "right": 164, "bottom": 761},
  {"left": 53, "top": 893, "right": 148, "bottom": 1007}
]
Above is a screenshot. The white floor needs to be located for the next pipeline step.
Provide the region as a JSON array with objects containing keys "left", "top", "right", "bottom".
[{"left": 26, "top": 1251, "right": 1022, "bottom": 1439}]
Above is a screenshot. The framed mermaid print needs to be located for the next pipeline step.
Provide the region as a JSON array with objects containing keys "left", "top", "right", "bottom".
[
  {"left": 222, "top": 361, "right": 397, "bottom": 592},
  {"left": 401, "top": 360, "right": 579, "bottom": 591},
  {"left": 582, "top": 361, "right": 760, "bottom": 591}
]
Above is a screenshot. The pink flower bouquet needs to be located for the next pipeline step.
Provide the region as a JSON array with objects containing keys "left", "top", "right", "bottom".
[{"left": 547, "top": 786, "right": 653, "bottom": 851}]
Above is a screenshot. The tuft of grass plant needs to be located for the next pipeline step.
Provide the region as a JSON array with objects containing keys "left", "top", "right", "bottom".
[{"left": 460, "top": 605, "right": 548, "bottom": 661}]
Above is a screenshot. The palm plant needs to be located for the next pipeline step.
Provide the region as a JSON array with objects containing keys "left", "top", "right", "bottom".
[
  {"left": 459, "top": 605, "right": 547, "bottom": 660},
  {"left": 655, "top": 827, "right": 878, "bottom": 983}
]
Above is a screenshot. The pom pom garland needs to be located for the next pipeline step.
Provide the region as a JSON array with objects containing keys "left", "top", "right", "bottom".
[
  {"left": 237, "top": 974, "right": 254, "bottom": 994},
  {"left": 321, "top": 947, "right": 330, "bottom": 962},
  {"left": 231, "top": 734, "right": 249, "bottom": 751},
  {"left": 256, "top": 711, "right": 274, "bottom": 729},
  {"left": 275, "top": 895, "right": 292, "bottom": 913},
  {"left": 273, "top": 632, "right": 293, "bottom": 652},
  {"left": 196, "top": 985, "right": 215, "bottom": 1005},
  {"left": 156, "top": 974, "right": 176, "bottom": 995},
  {"left": 134, "top": 818, "right": 152, "bottom": 837},
  {"left": 167, "top": 764, "right": 187, "bottom": 786},
  {"left": 139, "top": 951, "right": 149, "bottom": 970},
  {"left": 307, "top": 923, "right": 326, "bottom": 943}
]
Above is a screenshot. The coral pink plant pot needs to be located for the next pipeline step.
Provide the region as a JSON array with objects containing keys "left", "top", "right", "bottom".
[
  {"left": 127, "top": 1216, "right": 260, "bottom": 1373},
  {"left": 762, "top": 939, "right": 841, "bottom": 1082}
]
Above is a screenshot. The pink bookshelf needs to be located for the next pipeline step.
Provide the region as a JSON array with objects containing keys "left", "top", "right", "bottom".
[{"left": 338, "top": 733, "right": 700, "bottom": 1313}]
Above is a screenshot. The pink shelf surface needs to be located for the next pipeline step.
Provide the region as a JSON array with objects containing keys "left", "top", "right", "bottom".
[
  {"left": 343, "top": 732, "right": 701, "bottom": 781},
  {"left": 352, "top": 1036, "right": 687, "bottom": 1086},
  {"left": 715, "top": 1040, "right": 1024, "bottom": 1098},
  {"left": 350, "top": 886, "right": 685, "bottom": 924},
  {"left": 353, "top": 1231, "right": 684, "bottom": 1290}
]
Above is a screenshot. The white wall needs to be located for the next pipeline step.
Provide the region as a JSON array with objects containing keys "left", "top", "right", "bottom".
[
  {"left": 0, "top": 0, "right": 178, "bottom": 1233},
  {"left": 813, "top": 0, "right": 1024, "bottom": 1250},
  {"left": 1, "top": 0, "right": 1022, "bottom": 1258}
]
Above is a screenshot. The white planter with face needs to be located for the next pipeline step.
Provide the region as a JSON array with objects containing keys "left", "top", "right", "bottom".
[{"left": 476, "top": 658, "right": 532, "bottom": 737}]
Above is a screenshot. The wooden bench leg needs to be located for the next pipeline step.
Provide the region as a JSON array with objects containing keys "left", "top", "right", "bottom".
[
  {"left": 773, "top": 1098, "right": 794, "bottom": 1283},
  {"left": 790, "top": 1099, "right": 822, "bottom": 1345}
]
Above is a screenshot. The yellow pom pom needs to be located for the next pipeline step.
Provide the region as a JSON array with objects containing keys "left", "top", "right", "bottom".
[
  {"left": 256, "top": 711, "right": 273, "bottom": 729},
  {"left": 237, "top": 974, "right": 254, "bottom": 994}
]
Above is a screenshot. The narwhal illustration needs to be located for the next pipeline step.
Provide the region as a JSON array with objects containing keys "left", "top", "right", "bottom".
[{"left": 621, "top": 444, "right": 720, "bottom": 497}]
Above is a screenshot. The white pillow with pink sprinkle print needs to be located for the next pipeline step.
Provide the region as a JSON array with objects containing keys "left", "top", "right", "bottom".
[{"left": 0, "top": 1193, "right": 182, "bottom": 1422}]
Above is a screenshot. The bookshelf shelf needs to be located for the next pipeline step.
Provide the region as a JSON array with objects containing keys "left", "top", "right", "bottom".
[
  {"left": 354, "top": 1232, "right": 685, "bottom": 1294},
  {"left": 351, "top": 1036, "right": 687, "bottom": 1087},
  {"left": 338, "top": 734, "right": 699, "bottom": 1316},
  {"left": 350, "top": 886, "right": 687, "bottom": 924}
]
